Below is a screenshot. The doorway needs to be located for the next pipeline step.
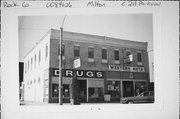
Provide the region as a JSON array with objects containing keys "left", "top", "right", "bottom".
[
  {"left": 78, "top": 80, "right": 87, "bottom": 102},
  {"left": 123, "top": 81, "right": 134, "bottom": 97}
]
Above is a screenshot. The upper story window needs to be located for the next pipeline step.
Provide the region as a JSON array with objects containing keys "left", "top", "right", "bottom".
[
  {"left": 34, "top": 54, "right": 36, "bottom": 68},
  {"left": 102, "top": 48, "right": 107, "bottom": 60},
  {"left": 39, "top": 50, "right": 41, "bottom": 64},
  {"left": 25, "top": 63, "right": 27, "bottom": 74},
  {"left": 137, "top": 52, "right": 142, "bottom": 62},
  {"left": 114, "top": 49, "right": 120, "bottom": 64},
  {"left": 114, "top": 50, "right": 119, "bottom": 60},
  {"left": 74, "top": 45, "right": 80, "bottom": 59},
  {"left": 88, "top": 46, "right": 94, "bottom": 62},
  {"left": 102, "top": 48, "right": 107, "bottom": 63},
  {"left": 31, "top": 57, "right": 33, "bottom": 70},
  {"left": 125, "top": 50, "right": 131, "bottom": 57},
  {"left": 137, "top": 52, "right": 142, "bottom": 65},
  {"left": 28, "top": 60, "right": 30, "bottom": 70},
  {"left": 45, "top": 44, "right": 48, "bottom": 59},
  {"left": 123, "top": 50, "right": 133, "bottom": 64}
]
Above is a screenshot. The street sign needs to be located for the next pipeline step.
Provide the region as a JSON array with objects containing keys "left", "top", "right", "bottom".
[{"left": 73, "top": 58, "right": 81, "bottom": 68}]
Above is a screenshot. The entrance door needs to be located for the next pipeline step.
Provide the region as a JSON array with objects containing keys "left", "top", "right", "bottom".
[
  {"left": 123, "top": 81, "right": 134, "bottom": 97},
  {"left": 78, "top": 80, "right": 87, "bottom": 102}
]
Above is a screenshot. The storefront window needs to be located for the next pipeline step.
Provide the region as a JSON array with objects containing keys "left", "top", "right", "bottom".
[
  {"left": 88, "top": 87, "right": 103, "bottom": 98},
  {"left": 107, "top": 81, "right": 120, "bottom": 98},
  {"left": 135, "top": 81, "right": 147, "bottom": 96},
  {"left": 63, "top": 84, "right": 69, "bottom": 97},
  {"left": 52, "top": 84, "right": 59, "bottom": 97},
  {"left": 52, "top": 84, "right": 70, "bottom": 98}
]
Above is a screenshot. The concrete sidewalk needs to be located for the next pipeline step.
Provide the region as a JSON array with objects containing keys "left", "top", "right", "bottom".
[{"left": 20, "top": 101, "right": 116, "bottom": 106}]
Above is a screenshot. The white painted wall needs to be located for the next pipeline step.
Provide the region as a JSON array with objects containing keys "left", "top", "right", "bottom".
[{"left": 23, "top": 32, "right": 51, "bottom": 102}]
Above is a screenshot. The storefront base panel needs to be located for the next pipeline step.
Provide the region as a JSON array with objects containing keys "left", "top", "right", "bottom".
[
  {"left": 48, "top": 98, "right": 107, "bottom": 103},
  {"left": 88, "top": 98, "right": 104, "bottom": 103},
  {"left": 49, "top": 98, "right": 71, "bottom": 103},
  {"left": 28, "top": 97, "right": 120, "bottom": 103},
  {"left": 49, "top": 98, "right": 58, "bottom": 103},
  {"left": 111, "top": 98, "right": 120, "bottom": 102},
  {"left": 64, "top": 98, "right": 70, "bottom": 103}
]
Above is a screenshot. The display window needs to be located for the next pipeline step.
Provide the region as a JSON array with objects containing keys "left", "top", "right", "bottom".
[
  {"left": 107, "top": 81, "right": 120, "bottom": 98},
  {"left": 88, "top": 80, "right": 104, "bottom": 99},
  {"left": 63, "top": 84, "right": 70, "bottom": 98},
  {"left": 135, "top": 81, "right": 147, "bottom": 96},
  {"left": 88, "top": 87, "right": 103, "bottom": 98},
  {"left": 52, "top": 84, "right": 59, "bottom": 97},
  {"left": 52, "top": 84, "right": 70, "bottom": 98}
]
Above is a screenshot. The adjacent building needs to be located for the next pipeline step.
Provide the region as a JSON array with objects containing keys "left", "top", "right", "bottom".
[{"left": 22, "top": 29, "right": 150, "bottom": 103}]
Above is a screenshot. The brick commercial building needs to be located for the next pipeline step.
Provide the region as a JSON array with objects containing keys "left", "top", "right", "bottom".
[{"left": 22, "top": 29, "right": 150, "bottom": 103}]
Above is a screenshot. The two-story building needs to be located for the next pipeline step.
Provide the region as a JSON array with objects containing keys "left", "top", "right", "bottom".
[{"left": 23, "top": 29, "right": 150, "bottom": 103}]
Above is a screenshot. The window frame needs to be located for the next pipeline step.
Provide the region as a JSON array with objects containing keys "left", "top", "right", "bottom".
[
  {"left": 102, "top": 48, "right": 107, "bottom": 63},
  {"left": 114, "top": 49, "right": 120, "bottom": 64},
  {"left": 137, "top": 52, "right": 142, "bottom": 62},
  {"left": 45, "top": 43, "right": 48, "bottom": 59},
  {"left": 34, "top": 54, "right": 36, "bottom": 68},
  {"left": 74, "top": 45, "right": 80, "bottom": 59},
  {"left": 39, "top": 50, "right": 41, "bottom": 64},
  {"left": 88, "top": 46, "right": 94, "bottom": 62},
  {"left": 137, "top": 51, "right": 142, "bottom": 65}
]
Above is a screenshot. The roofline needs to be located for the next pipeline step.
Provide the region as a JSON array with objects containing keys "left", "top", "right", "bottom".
[
  {"left": 50, "top": 28, "right": 148, "bottom": 50},
  {"left": 23, "top": 29, "right": 51, "bottom": 60}
]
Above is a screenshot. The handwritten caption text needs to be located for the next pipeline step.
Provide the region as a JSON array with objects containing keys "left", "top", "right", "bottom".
[{"left": 2, "top": 1, "right": 162, "bottom": 9}]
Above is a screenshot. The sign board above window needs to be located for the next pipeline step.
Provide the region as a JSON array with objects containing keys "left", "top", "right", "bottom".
[
  {"left": 109, "top": 65, "right": 145, "bottom": 72},
  {"left": 53, "top": 69, "right": 104, "bottom": 78}
]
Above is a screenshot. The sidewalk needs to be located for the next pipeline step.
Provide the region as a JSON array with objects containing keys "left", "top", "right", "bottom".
[
  {"left": 20, "top": 101, "right": 65, "bottom": 106},
  {"left": 20, "top": 101, "right": 117, "bottom": 106}
]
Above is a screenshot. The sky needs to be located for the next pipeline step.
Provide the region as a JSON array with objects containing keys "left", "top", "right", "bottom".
[{"left": 19, "top": 14, "right": 154, "bottom": 81}]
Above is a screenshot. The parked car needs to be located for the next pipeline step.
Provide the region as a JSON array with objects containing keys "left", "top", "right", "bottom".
[{"left": 120, "top": 91, "right": 154, "bottom": 104}]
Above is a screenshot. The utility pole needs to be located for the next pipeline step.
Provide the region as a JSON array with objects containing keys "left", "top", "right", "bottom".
[
  {"left": 59, "top": 16, "right": 66, "bottom": 105},
  {"left": 59, "top": 27, "right": 63, "bottom": 105}
]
